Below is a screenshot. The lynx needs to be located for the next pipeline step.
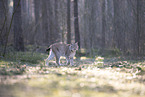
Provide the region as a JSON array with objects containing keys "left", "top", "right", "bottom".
[{"left": 45, "top": 42, "right": 78, "bottom": 66}]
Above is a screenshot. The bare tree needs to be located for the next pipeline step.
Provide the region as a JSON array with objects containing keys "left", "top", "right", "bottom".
[
  {"left": 67, "top": 0, "right": 71, "bottom": 44},
  {"left": 135, "top": 0, "right": 145, "bottom": 55},
  {"left": 13, "top": 0, "right": 24, "bottom": 51},
  {"left": 34, "top": 0, "right": 41, "bottom": 44},
  {"left": 74, "top": 0, "right": 80, "bottom": 48},
  {"left": 0, "top": 0, "right": 144, "bottom": 55},
  {"left": 0, "top": 0, "right": 8, "bottom": 46},
  {"left": 101, "top": 0, "right": 106, "bottom": 49}
]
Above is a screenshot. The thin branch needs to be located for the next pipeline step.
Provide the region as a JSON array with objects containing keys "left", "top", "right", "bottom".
[{"left": 3, "top": 0, "right": 21, "bottom": 57}]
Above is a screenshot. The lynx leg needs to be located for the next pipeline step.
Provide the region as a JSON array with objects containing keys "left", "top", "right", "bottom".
[
  {"left": 66, "top": 57, "right": 70, "bottom": 65},
  {"left": 70, "top": 57, "right": 74, "bottom": 66},
  {"left": 55, "top": 55, "right": 61, "bottom": 66},
  {"left": 45, "top": 50, "right": 55, "bottom": 66}
]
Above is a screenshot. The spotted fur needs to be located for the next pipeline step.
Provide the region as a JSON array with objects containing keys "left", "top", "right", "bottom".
[{"left": 45, "top": 42, "right": 78, "bottom": 66}]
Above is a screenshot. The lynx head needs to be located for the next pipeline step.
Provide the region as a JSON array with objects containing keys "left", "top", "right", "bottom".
[{"left": 69, "top": 42, "right": 78, "bottom": 52}]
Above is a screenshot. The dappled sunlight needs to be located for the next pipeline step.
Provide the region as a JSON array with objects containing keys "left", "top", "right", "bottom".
[
  {"left": 0, "top": 53, "right": 145, "bottom": 97},
  {"left": 80, "top": 56, "right": 90, "bottom": 60},
  {"left": 95, "top": 56, "right": 104, "bottom": 61}
]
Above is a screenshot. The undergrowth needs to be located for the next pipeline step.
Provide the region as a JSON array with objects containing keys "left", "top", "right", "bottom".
[
  {"left": 0, "top": 52, "right": 46, "bottom": 64},
  {"left": 0, "top": 52, "right": 46, "bottom": 75}
]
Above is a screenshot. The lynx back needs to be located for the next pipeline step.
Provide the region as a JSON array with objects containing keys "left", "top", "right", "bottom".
[{"left": 45, "top": 42, "right": 78, "bottom": 66}]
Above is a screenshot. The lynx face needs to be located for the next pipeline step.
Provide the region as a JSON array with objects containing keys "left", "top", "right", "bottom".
[
  {"left": 69, "top": 43, "right": 78, "bottom": 52},
  {"left": 45, "top": 42, "right": 78, "bottom": 66}
]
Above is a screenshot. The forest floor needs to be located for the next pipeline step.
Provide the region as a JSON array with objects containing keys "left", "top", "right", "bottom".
[{"left": 0, "top": 52, "right": 145, "bottom": 97}]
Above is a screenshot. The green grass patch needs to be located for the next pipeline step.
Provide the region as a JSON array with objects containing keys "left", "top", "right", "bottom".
[
  {"left": 0, "top": 52, "right": 47, "bottom": 64},
  {"left": 77, "top": 48, "right": 122, "bottom": 58},
  {"left": 0, "top": 52, "right": 47, "bottom": 75},
  {"left": 0, "top": 62, "right": 26, "bottom": 75},
  {"left": 0, "top": 51, "right": 145, "bottom": 97}
]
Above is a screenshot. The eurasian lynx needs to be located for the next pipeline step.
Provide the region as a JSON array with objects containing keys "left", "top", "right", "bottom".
[{"left": 45, "top": 42, "right": 78, "bottom": 66}]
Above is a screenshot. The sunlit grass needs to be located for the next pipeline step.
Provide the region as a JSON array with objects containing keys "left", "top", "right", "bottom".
[
  {"left": 1, "top": 65, "right": 144, "bottom": 97},
  {"left": 0, "top": 52, "right": 145, "bottom": 97},
  {"left": 80, "top": 56, "right": 89, "bottom": 60},
  {"left": 95, "top": 56, "right": 104, "bottom": 61}
]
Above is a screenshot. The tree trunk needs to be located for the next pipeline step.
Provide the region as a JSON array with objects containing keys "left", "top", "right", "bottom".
[
  {"left": 74, "top": 0, "right": 80, "bottom": 48},
  {"left": 13, "top": 0, "right": 24, "bottom": 51},
  {"left": 101, "top": 0, "right": 106, "bottom": 49},
  {"left": 136, "top": 0, "right": 145, "bottom": 55},
  {"left": 34, "top": 0, "right": 41, "bottom": 44},
  {"left": 42, "top": 0, "right": 50, "bottom": 45},
  {"left": 113, "top": 0, "right": 126, "bottom": 53},
  {"left": 67, "top": 0, "right": 71, "bottom": 44},
  {"left": 54, "top": 0, "right": 60, "bottom": 43},
  {"left": 0, "top": 0, "right": 8, "bottom": 46}
]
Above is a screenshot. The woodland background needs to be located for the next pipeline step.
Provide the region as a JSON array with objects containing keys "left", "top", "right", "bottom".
[
  {"left": 0, "top": 0, "right": 145, "bottom": 56},
  {"left": 0, "top": 0, "right": 145, "bottom": 97}
]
